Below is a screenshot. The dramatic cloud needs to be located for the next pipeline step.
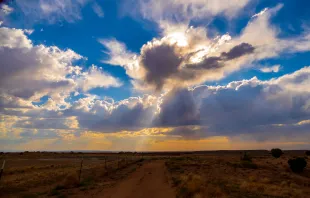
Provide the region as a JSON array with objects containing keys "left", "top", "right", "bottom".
[
  {"left": 103, "top": 5, "right": 310, "bottom": 92},
  {"left": 3, "top": 66, "right": 310, "bottom": 142},
  {"left": 2, "top": 1, "right": 310, "bottom": 151},
  {"left": 154, "top": 67, "right": 310, "bottom": 140},
  {"left": 0, "top": 26, "right": 121, "bottom": 111}
]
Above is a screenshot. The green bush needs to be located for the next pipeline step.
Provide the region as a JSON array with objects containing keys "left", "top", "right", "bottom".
[
  {"left": 288, "top": 157, "right": 307, "bottom": 173},
  {"left": 271, "top": 148, "right": 283, "bottom": 158}
]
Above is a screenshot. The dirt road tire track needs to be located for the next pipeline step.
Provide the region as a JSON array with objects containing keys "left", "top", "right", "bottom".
[{"left": 98, "top": 160, "right": 175, "bottom": 198}]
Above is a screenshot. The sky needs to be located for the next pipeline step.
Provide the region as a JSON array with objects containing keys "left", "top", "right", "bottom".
[{"left": 0, "top": 0, "right": 310, "bottom": 151}]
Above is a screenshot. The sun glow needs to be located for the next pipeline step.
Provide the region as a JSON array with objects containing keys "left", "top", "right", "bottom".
[
  {"left": 167, "top": 32, "right": 188, "bottom": 47},
  {"left": 189, "top": 47, "right": 211, "bottom": 63}
]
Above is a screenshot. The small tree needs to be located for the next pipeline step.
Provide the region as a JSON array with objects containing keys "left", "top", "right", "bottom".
[
  {"left": 288, "top": 157, "right": 307, "bottom": 173},
  {"left": 271, "top": 148, "right": 283, "bottom": 158}
]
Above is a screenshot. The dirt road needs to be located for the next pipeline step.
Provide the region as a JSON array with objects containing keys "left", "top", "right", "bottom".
[{"left": 99, "top": 160, "right": 175, "bottom": 198}]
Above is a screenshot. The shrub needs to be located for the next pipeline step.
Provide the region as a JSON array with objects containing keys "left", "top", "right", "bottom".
[
  {"left": 288, "top": 157, "right": 307, "bottom": 173},
  {"left": 177, "top": 174, "right": 204, "bottom": 198},
  {"left": 305, "top": 151, "right": 310, "bottom": 156},
  {"left": 240, "top": 152, "right": 252, "bottom": 162},
  {"left": 271, "top": 148, "right": 283, "bottom": 158}
]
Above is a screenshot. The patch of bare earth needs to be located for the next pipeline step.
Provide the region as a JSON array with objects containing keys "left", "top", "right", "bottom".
[{"left": 95, "top": 160, "right": 175, "bottom": 198}]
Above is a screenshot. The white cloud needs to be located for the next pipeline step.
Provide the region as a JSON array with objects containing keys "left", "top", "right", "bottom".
[
  {"left": 0, "top": 26, "right": 121, "bottom": 111},
  {"left": 99, "top": 38, "right": 141, "bottom": 78},
  {"left": 0, "top": 27, "right": 32, "bottom": 48},
  {"left": 15, "top": 0, "right": 90, "bottom": 23},
  {"left": 259, "top": 65, "right": 281, "bottom": 73},
  {"left": 130, "top": 0, "right": 249, "bottom": 25},
  {"left": 1, "top": 4, "right": 13, "bottom": 15},
  {"left": 252, "top": 8, "right": 268, "bottom": 18},
  {"left": 24, "top": 29, "right": 34, "bottom": 35},
  {"left": 92, "top": 2, "right": 104, "bottom": 18},
  {"left": 76, "top": 65, "right": 122, "bottom": 91}
]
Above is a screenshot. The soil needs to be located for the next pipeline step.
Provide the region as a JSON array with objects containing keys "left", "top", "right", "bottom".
[{"left": 97, "top": 160, "right": 175, "bottom": 198}]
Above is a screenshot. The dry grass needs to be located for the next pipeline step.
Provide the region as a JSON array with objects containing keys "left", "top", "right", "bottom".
[
  {"left": 166, "top": 153, "right": 310, "bottom": 198},
  {"left": 0, "top": 153, "right": 145, "bottom": 197}
]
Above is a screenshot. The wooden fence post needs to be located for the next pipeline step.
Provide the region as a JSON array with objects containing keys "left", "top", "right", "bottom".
[
  {"left": 0, "top": 160, "right": 5, "bottom": 181},
  {"left": 78, "top": 158, "right": 83, "bottom": 183}
]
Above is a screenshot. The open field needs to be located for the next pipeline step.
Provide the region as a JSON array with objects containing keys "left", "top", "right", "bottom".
[{"left": 0, "top": 150, "right": 309, "bottom": 198}]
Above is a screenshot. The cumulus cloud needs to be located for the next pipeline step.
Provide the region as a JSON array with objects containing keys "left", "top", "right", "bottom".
[
  {"left": 0, "top": 26, "right": 121, "bottom": 111},
  {"left": 63, "top": 95, "right": 158, "bottom": 132},
  {"left": 156, "top": 67, "right": 310, "bottom": 139},
  {"left": 103, "top": 5, "right": 310, "bottom": 92},
  {"left": 75, "top": 65, "right": 122, "bottom": 91},
  {"left": 4, "top": 66, "right": 310, "bottom": 143},
  {"left": 102, "top": 29, "right": 256, "bottom": 91},
  {"left": 259, "top": 65, "right": 281, "bottom": 73},
  {"left": 2, "top": 1, "right": 310, "bottom": 150}
]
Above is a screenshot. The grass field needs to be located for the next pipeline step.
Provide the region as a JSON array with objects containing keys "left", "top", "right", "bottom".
[{"left": 0, "top": 150, "right": 309, "bottom": 198}]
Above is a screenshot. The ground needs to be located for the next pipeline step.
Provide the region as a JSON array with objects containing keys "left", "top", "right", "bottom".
[{"left": 0, "top": 151, "right": 309, "bottom": 198}]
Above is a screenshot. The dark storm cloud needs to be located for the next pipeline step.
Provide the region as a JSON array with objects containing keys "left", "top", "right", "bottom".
[
  {"left": 154, "top": 89, "right": 200, "bottom": 127},
  {"left": 139, "top": 42, "right": 255, "bottom": 91},
  {"left": 187, "top": 43, "right": 255, "bottom": 70},
  {"left": 140, "top": 43, "right": 182, "bottom": 91},
  {"left": 152, "top": 67, "right": 310, "bottom": 139},
  {"left": 221, "top": 43, "right": 255, "bottom": 60}
]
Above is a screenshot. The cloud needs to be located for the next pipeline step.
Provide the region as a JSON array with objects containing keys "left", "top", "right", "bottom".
[
  {"left": 99, "top": 38, "right": 141, "bottom": 79},
  {"left": 13, "top": 0, "right": 90, "bottom": 23},
  {"left": 157, "top": 67, "right": 310, "bottom": 140},
  {"left": 4, "top": 66, "right": 310, "bottom": 142},
  {"left": 103, "top": 32, "right": 256, "bottom": 91},
  {"left": 0, "top": 26, "right": 121, "bottom": 111},
  {"left": 92, "top": 2, "right": 104, "bottom": 18},
  {"left": 124, "top": 0, "right": 250, "bottom": 26},
  {"left": 259, "top": 65, "right": 281, "bottom": 73},
  {"left": 64, "top": 95, "right": 158, "bottom": 132},
  {"left": 1, "top": 4, "right": 13, "bottom": 15},
  {"left": 251, "top": 8, "right": 268, "bottom": 18},
  {"left": 0, "top": 27, "right": 32, "bottom": 48},
  {"left": 104, "top": 5, "right": 310, "bottom": 92},
  {"left": 75, "top": 65, "right": 122, "bottom": 91}
]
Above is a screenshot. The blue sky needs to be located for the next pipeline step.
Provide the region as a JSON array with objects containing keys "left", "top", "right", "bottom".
[{"left": 1, "top": 0, "right": 310, "bottom": 151}]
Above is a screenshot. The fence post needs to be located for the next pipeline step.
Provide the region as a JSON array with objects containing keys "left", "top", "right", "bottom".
[
  {"left": 0, "top": 160, "right": 5, "bottom": 181},
  {"left": 78, "top": 158, "right": 83, "bottom": 183}
]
